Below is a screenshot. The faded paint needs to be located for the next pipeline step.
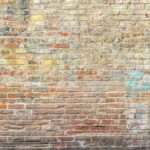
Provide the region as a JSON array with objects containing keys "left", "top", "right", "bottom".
[
  {"left": 125, "top": 70, "right": 150, "bottom": 92},
  {"left": 0, "top": 0, "right": 149, "bottom": 149}
]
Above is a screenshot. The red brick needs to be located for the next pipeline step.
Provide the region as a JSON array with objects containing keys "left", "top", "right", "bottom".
[
  {"left": 53, "top": 43, "right": 69, "bottom": 48},
  {"left": 82, "top": 119, "right": 98, "bottom": 125},
  {"left": 106, "top": 92, "right": 125, "bottom": 97},
  {"left": 8, "top": 104, "right": 25, "bottom": 109},
  {"left": 60, "top": 32, "right": 69, "bottom": 36}
]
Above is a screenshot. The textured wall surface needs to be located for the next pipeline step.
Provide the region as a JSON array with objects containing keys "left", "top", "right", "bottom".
[{"left": 0, "top": 0, "right": 150, "bottom": 149}]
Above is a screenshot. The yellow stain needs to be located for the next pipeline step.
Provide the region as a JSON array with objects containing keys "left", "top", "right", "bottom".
[
  {"left": 4, "top": 59, "right": 26, "bottom": 65},
  {"left": 2, "top": 54, "right": 17, "bottom": 59},
  {"left": 1, "top": 48, "right": 27, "bottom": 65},
  {"left": 0, "top": 0, "right": 16, "bottom": 4},
  {"left": 1, "top": 48, "right": 26, "bottom": 53},
  {"left": 30, "top": 15, "right": 44, "bottom": 25},
  {"left": 44, "top": 59, "right": 58, "bottom": 65}
]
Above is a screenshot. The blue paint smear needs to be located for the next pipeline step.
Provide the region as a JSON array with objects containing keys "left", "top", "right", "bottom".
[
  {"left": 125, "top": 81, "right": 137, "bottom": 88},
  {"left": 125, "top": 70, "right": 142, "bottom": 78},
  {"left": 125, "top": 70, "right": 150, "bottom": 92},
  {"left": 135, "top": 111, "right": 142, "bottom": 119},
  {"left": 143, "top": 83, "right": 150, "bottom": 89},
  {"left": 125, "top": 81, "right": 150, "bottom": 92},
  {"left": 141, "top": 83, "right": 150, "bottom": 92}
]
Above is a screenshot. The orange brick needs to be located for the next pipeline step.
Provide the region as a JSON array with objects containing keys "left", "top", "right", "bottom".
[
  {"left": 60, "top": 32, "right": 69, "bottom": 37},
  {"left": 106, "top": 92, "right": 125, "bottom": 97},
  {"left": 0, "top": 88, "right": 13, "bottom": 92},
  {"left": 0, "top": 103, "right": 6, "bottom": 109},
  {"left": 140, "top": 92, "right": 150, "bottom": 97},
  {"left": 3, "top": 43, "right": 19, "bottom": 48},
  {"left": 53, "top": 43, "right": 69, "bottom": 48}
]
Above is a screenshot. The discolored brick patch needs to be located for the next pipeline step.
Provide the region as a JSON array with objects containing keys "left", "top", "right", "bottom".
[{"left": 0, "top": 0, "right": 149, "bottom": 149}]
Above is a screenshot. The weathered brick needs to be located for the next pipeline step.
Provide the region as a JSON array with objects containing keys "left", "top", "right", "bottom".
[{"left": 0, "top": 0, "right": 149, "bottom": 149}]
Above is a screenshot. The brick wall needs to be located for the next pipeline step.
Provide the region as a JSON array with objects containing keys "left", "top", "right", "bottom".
[{"left": 0, "top": 0, "right": 149, "bottom": 149}]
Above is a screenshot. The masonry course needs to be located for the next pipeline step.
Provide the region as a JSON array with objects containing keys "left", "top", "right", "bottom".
[{"left": 0, "top": 0, "right": 149, "bottom": 149}]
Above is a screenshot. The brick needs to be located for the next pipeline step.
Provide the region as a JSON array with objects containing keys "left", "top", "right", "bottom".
[
  {"left": 0, "top": 88, "right": 14, "bottom": 93},
  {"left": 60, "top": 32, "right": 70, "bottom": 37},
  {"left": 0, "top": 0, "right": 149, "bottom": 149},
  {"left": 8, "top": 104, "right": 25, "bottom": 109},
  {"left": 3, "top": 43, "right": 19, "bottom": 49},
  {"left": 106, "top": 92, "right": 125, "bottom": 97},
  {"left": 82, "top": 119, "right": 98, "bottom": 125},
  {"left": 53, "top": 43, "right": 69, "bottom": 48},
  {"left": 140, "top": 92, "right": 150, "bottom": 97},
  {"left": 0, "top": 104, "right": 6, "bottom": 109}
]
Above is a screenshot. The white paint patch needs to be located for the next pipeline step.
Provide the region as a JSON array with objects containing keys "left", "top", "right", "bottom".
[
  {"left": 145, "top": 47, "right": 150, "bottom": 53},
  {"left": 33, "top": 0, "right": 40, "bottom": 4},
  {"left": 126, "top": 102, "right": 149, "bottom": 134}
]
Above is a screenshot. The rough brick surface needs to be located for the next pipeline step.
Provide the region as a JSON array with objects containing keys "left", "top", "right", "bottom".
[{"left": 0, "top": 0, "right": 150, "bottom": 149}]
